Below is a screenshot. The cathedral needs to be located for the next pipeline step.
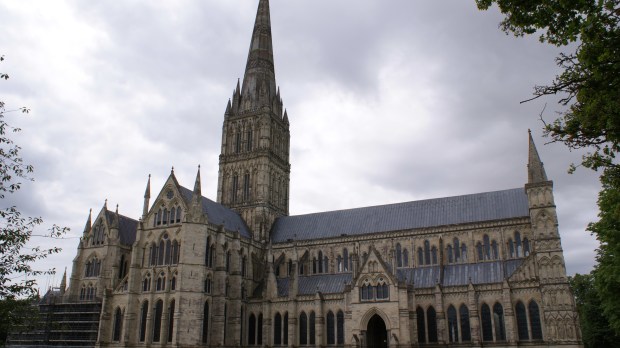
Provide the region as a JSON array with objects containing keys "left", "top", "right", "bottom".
[{"left": 22, "top": 0, "right": 583, "bottom": 347}]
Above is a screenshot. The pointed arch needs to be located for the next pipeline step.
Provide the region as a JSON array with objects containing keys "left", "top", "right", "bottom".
[
  {"left": 427, "top": 306, "right": 438, "bottom": 342},
  {"left": 112, "top": 307, "right": 123, "bottom": 342},
  {"left": 493, "top": 302, "right": 506, "bottom": 341},
  {"left": 460, "top": 304, "right": 471, "bottom": 342},
  {"left": 516, "top": 301, "right": 529, "bottom": 340},
  {"left": 447, "top": 305, "right": 458, "bottom": 343},
  {"left": 481, "top": 303, "right": 493, "bottom": 341},
  {"left": 153, "top": 299, "right": 163, "bottom": 342},
  {"left": 139, "top": 301, "right": 148, "bottom": 342},
  {"left": 416, "top": 306, "right": 426, "bottom": 343},
  {"left": 326, "top": 311, "right": 335, "bottom": 344},
  {"left": 529, "top": 300, "right": 543, "bottom": 340},
  {"left": 274, "top": 312, "right": 282, "bottom": 345}
]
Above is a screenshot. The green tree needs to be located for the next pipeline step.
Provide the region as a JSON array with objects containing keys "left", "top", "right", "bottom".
[
  {"left": 569, "top": 273, "right": 620, "bottom": 348},
  {"left": 0, "top": 55, "right": 68, "bottom": 345},
  {"left": 475, "top": 0, "right": 620, "bottom": 334}
]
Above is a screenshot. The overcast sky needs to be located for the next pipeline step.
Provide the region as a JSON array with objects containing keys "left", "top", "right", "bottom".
[{"left": 1, "top": 0, "right": 601, "bottom": 292}]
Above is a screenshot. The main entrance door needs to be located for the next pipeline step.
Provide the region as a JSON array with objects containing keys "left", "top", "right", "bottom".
[{"left": 366, "top": 314, "right": 388, "bottom": 348}]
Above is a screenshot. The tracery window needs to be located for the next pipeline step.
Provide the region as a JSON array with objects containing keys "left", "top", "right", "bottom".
[
  {"left": 376, "top": 280, "right": 389, "bottom": 300},
  {"left": 84, "top": 256, "right": 101, "bottom": 277},
  {"left": 142, "top": 274, "right": 151, "bottom": 292},
  {"left": 156, "top": 272, "right": 166, "bottom": 291},
  {"left": 150, "top": 235, "right": 180, "bottom": 266},
  {"left": 91, "top": 222, "right": 105, "bottom": 246}
]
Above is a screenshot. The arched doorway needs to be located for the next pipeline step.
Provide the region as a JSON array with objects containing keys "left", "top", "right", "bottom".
[{"left": 366, "top": 314, "right": 388, "bottom": 348}]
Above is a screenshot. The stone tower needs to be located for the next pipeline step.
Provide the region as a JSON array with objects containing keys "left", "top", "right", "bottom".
[
  {"left": 217, "top": 0, "right": 290, "bottom": 242},
  {"left": 525, "top": 130, "right": 581, "bottom": 344}
]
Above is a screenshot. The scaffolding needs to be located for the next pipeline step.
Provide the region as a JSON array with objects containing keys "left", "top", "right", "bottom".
[{"left": 7, "top": 289, "right": 102, "bottom": 348}]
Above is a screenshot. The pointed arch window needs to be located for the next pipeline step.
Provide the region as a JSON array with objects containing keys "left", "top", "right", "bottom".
[
  {"left": 283, "top": 312, "right": 289, "bottom": 345},
  {"left": 257, "top": 313, "right": 263, "bottom": 345},
  {"left": 168, "top": 300, "right": 175, "bottom": 342},
  {"left": 427, "top": 306, "right": 438, "bottom": 342},
  {"left": 461, "top": 244, "right": 468, "bottom": 262},
  {"left": 202, "top": 301, "right": 209, "bottom": 344},
  {"left": 343, "top": 248, "right": 349, "bottom": 272},
  {"left": 165, "top": 239, "right": 172, "bottom": 265},
  {"left": 403, "top": 248, "right": 409, "bottom": 266},
  {"left": 139, "top": 301, "right": 148, "bottom": 342},
  {"left": 416, "top": 306, "right": 426, "bottom": 343},
  {"left": 299, "top": 312, "right": 307, "bottom": 345},
  {"left": 493, "top": 303, "right": 506, "bottom": 341},
  {"left": 249, "top": 313, "right": 257, "bottom": 345},
  {"left": 447, "top": 245, "right": 454, "bottom": 263},
  {"left": 235, "top": 132, "right": 241, "bottom": 154},
  {"left": 516, "top": 301, "right": 529, "bottom": 340},
  {"left": 417, "top": 247, "right": 424, "bottom": 266},
  {"left": 153, "top": 300, "right": 163, "bottom": 342},
  {"left": 491, "top": 240, "right": 499, "bottom": 260},
  {"left": 142, "top": 274, "right": 151, "bottom": 292},
  {"left": 274, "top": 313, "right": 282, "bottom": 345},
  {"left": 242, "top": 256, "right": 248, "bottom": 277},
  {"left": 326, "top": 311, "right": 335, "bottom": 344},
  {"left": 523, "top": 238, "right": 531, "bottom": 256},
  {"left": 243, "top": 173, "right": 251, "bottom": 201},
  {"left": 337, "top": 310, "right": 344, "bottom": 344},
  {"left": 232, "top": 175, "right": 239, "bottom": 204},
  {"left": 246, "top": 128, "right": 253, "bottom": 151},
  {"left": 424, "top": 240, "right": 431, "bottom": 265},
  {"left": 318, "top": 251, "right": 323, "bottom": 273},
  {"left": 460, "top": 304, "right": 471, "bottom": 342},
  {"left": 483, "top": 235, "right": 491, "bottom": 260},
  {"left": 515, "top": 231, "right": 523, "bottom": 256},
  {"left": 112, "top": 307, "right": 123, "bottom": 342},
  {"left": 309, "top": 311, "right": 316, "bottom": 345},
  {"left": 529, "top": 300, "right": 543, "bottom": 340},
  {"left": 156, "top": 272, "right": 166, "bottom": 291},
  {"left": 170, "top": 273, "right": 177, "bottom": 291},
  {"left": 481, "top": 303, "right": 493, "bottom": 341},
  {"left": 476, "top": 242, "right": 483, "bottom": 261},
  {"left": 150, "top": 243, "right": 158, "bottom": 266},
  {"left": 431, "top": 246, "right": 438, "bottom": 265},
  {"left": 396, "top": 243, "right": 403, "bottom": 267},
  {"left": 158, "top": 240, "right": 165, "bottom": 265},
  {"left": 508, "top": 238, "right": 515, "bottom": 258},
  {"left": 447, "top": 305, "right": 458, "bottom": 343},
  {"left": 176, "top": 206, "right": 182, "bottom": 223},
  {"left": 454, "top": 238, "right": 461, "bottom": 261}
]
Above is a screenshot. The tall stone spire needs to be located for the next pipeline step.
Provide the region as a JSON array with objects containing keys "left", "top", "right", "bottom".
[
  {"left": 218, "top": 0, "right": 290, "bottom": 240},
  {"left": 527, "top": 130, "right": 548, "bottom": 183},
  {"left": 240, "top": 0, "right": 277, "bottom": 111}
]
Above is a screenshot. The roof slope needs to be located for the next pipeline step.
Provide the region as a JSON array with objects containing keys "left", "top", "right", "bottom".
[
  {"left": 271, "top": 188, "right": 529, "bottom": 243},
  {"left": 178, "top": 186, "right": 250, "bottom": 238}
]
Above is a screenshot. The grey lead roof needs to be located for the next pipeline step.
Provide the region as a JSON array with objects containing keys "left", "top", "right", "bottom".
[
  {"left": 103, "top": 210, "right": 138, "bottom": 246},
  {"left": 179, "top": 186, "right": 251, "bottom": 238},
  {"left": 271, "top": 188, "right": 529, "bottom": 243},
  {"left": 276, "top": 260, "right": 524, "bottom": 296}
]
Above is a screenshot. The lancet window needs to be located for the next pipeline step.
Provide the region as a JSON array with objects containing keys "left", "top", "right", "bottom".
[
  {"left": 91, "top": 221, "right": 105, "bottom": 246},
  {"left": 153, "top": 206, "right": 182, "bottom": 227},
  {"left": 481, "top": 302, "right": 506, "bottom": 341},
  {"left": 149, "top": 234, "right": 180, "bottom": 266},
  {"left": 139, "top": 301, "right": 148, "bottom": 342},
  {"left": 142, "top": 273, "right": 151, "bottom": 292},
  {"left": 396, "top": 243, "right": 409, "bottom": 267},
  {"left": 84, "top": 256, "right": 101, "bottom": 277},
  {"left": 112, "top": 307, "right": 123, "bottom": 342}
]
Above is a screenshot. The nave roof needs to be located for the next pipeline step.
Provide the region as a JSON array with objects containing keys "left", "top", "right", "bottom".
[{"left": 271, "top": 188, "right": 530, "bottom": 243}]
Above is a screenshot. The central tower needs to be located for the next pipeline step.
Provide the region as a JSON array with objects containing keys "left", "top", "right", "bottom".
[{"left": 217, "top": 0, "right": 290, "bottom": 241}]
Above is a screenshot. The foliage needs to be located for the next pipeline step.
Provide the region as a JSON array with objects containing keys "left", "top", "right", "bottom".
[
  {"left": 588, "top": 168, "right": 620, "bottom": 335},
  {"left": 569, "top": 273, "right": 620, "bottom": 348},
  {"left": 475, "top": 0, "right": 620, "bottom": 334},
  {"left": 0, "top": 55, "right": 68, "bottom": 344},
  {"left": 0, "top": 297, "right": 40, "bottom": 346},
  {"left": 475, "top": 0, "right": 620, "bottom": 172}
]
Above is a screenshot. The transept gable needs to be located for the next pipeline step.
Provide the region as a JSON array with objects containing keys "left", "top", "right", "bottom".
[{"left": 355, "top": 246, "right": 397, "bottom": 287}]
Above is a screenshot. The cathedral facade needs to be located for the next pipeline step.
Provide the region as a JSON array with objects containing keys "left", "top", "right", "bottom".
[{"left": 62, "top": 0, "right": 582, "bottom": 347}]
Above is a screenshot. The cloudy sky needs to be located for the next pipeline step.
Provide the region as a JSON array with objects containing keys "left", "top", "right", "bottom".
[{"left": 1, "top": 0, "right": 601, "bottom": 292}]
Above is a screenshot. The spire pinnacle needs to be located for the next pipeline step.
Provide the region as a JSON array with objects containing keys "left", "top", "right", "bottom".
[
  {"left": 83, "top": 208, "right": 92, "bottom": 233},
  {"left": 194, "top": 165, "right": 202, "bottom": 197},
  {"left": 240, "top": 0, "right": 277, "bottom": 111},
  {"left": 143, "top": 174, "right": 151, "bottom": 218},
  {"left": 528, "top": 130, "right": 548, "bottom": 183}
]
